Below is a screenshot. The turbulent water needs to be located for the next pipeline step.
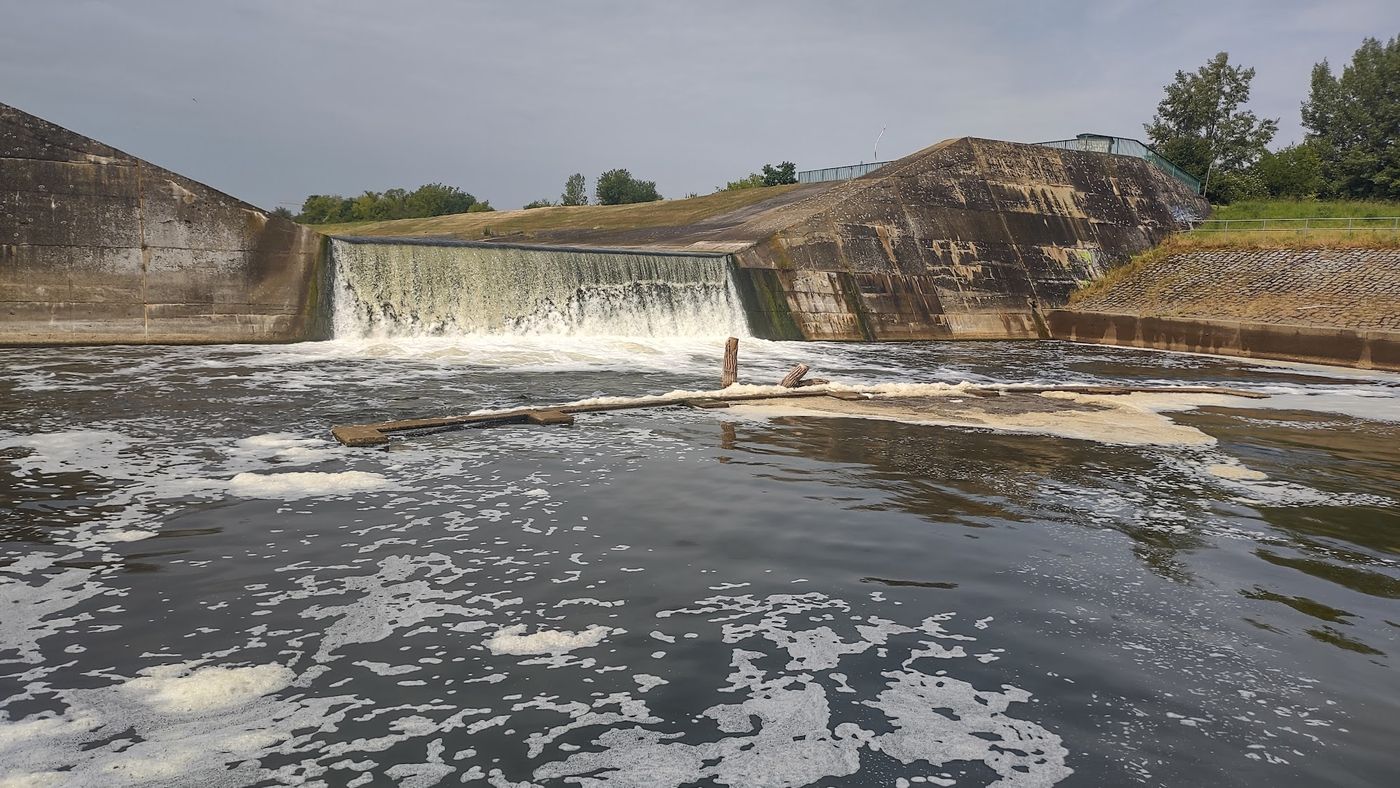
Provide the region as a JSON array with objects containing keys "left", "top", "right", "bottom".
[
  {"left": 2, "top": 332, "right": 1398, "bottom": 787},
  {"left": 331, "top": 239, "right": 748, "bottom": 338}
]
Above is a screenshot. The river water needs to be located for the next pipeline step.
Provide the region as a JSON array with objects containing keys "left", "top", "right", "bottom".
[{"left": 1, "top": 335, "right": 1397, "bottom": 787}]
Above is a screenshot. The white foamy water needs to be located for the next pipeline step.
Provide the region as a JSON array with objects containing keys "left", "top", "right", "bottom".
[{"left": 331, "top": 239, "right": 750, "bottom": 339}]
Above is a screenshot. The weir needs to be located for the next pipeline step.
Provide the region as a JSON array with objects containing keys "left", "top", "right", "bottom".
[{"left": 330, "top": 238, "right": 750, "bottom": 338}]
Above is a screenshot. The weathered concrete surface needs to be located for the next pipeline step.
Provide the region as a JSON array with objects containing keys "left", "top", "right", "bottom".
[
  {"left": 1052, "top": 247, "right": 1400, "bottom": 370},
  {"left": 1068, "top": 247, "right": 1400, "bottom": 332},
  {"left": 726, "top": 138, "right": 1207, "bottom": 340},
  {"left": 1048, "top": 310, "right": 1400, "bottom": 371},
  {"left": 1, "top": 102, "right": 329, "bottom": 345}
]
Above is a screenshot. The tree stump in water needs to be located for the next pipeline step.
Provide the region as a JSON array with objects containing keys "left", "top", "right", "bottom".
[
  {"left": 721, "top": 337, "right": 739, "bottom": 388},
  {"left": 779, "top": 364, "right": 811, "bottom": 388}
]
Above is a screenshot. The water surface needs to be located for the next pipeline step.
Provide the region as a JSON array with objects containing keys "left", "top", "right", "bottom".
[{"left": 2, "top": 338, "right": 1397, "bottom": 786}]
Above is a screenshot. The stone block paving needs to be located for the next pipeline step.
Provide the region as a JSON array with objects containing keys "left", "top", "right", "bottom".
[{"left": 1073, "top": 248, "right": 1400, "bottom": 331}]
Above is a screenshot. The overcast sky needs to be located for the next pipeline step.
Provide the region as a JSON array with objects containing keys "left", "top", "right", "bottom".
[{"left": 4, "top": 0, "right": 1396, "bottom": 211}]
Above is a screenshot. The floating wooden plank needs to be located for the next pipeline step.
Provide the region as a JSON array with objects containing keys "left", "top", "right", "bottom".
[
  {"left": 721, "top": 337, "right": 739, "bottom": 388},
  {"left": 526, "top": 410, "right": 575, "bottom": 426},
  {"left": 779, "top": 363, "right": 811, "bottom": 388},
  {"left": 685, "top": 400, "right": 732, "bottom": 409}
]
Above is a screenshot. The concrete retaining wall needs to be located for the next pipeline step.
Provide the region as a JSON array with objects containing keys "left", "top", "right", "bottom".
[
  {"left": 731, "top": 138, "right": 1207, "bottom": 340},
  {"left": 1048, "top": 310, "right": 1400, "bottom": 371},
  {"left": 1, "top": 102, "right": 329, "bottom": 345}
]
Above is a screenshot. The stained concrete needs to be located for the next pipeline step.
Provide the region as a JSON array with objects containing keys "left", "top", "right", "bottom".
[
  {"left": 1048, "top": 310, "right": 1400, "bottom": 372},
  {"left": 725, "top": 138, "right": 1207, "bottom": 340},
  {"left": 1, "top": 102, "right": 329, "bottom": 345}
]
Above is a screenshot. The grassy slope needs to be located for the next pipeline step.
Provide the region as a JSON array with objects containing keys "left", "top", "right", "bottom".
[
  {"left": 311, "top": 185, "right": 806, "bottom": 240},
  {"left": 1211, "top": 199, "right": 1400, "bottom": 220},
  {"left": 1178, "top": 198, "right": 1400, "bottom": 249}
]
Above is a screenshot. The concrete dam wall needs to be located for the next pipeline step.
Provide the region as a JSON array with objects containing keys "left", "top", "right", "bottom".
[
  {"left": 0, "top": 102, "right": 328, "bottom": 345},
  {"left": 2, "top": 103, "right": 1207, "bottom": 346},
  {"left": 727, "top": 138, "right": 1207, "bottom": 340}
]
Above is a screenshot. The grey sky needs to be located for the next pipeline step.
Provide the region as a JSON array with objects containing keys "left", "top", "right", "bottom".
[{"left": 4, "top": 0, "right": 1396, "bottom": 211}]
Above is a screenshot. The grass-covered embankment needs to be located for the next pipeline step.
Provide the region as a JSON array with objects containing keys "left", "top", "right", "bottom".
[
  {"left": 310, "top": 184, "right": 809, "bottom": 242},
  {"left": 1181, "top": 198, "right": 1400, "bottom": 249}
]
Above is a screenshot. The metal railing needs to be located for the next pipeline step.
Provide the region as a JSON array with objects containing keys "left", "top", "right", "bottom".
[
  {"left": 796, "top": 161, "right": 892, "bottom": 184},
  {"left": 1036, "top": 134, "right": 1202, "bottom": 194},
  {"left": 1192, "top": 217, "right": 1400, "bottom": 232}
]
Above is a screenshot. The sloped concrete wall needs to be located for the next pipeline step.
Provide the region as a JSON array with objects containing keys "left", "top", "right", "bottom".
[
  {"left": 0, "top": 103, "right": 329, "bottom": 345},
  {"left": 731, "top": 138, "right": 1207, "bottom": 340}
]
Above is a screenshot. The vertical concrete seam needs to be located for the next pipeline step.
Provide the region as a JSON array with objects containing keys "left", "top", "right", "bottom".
[{"left": 135, "top": 160, "right": 149, "bottom": 339}]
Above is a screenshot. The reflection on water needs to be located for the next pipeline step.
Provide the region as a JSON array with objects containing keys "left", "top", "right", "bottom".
[{"left": 0, "top": 338, "right": 1397, "bottom": 786}]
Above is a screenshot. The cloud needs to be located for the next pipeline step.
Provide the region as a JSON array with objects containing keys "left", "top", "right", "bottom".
[{"left": 2, "top": 0, "right": 1394, "bottom": 210}]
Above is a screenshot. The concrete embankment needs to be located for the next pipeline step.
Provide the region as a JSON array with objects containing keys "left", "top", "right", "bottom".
[
  {"left": 1, "top": 102, "right": 1208, "bottom": 346},
  {"left": 1053, "top": 247, "right": 1400, "bottom": 371},
  {"left": 1, "top": 102, "right": 329, "bottom": 345}
]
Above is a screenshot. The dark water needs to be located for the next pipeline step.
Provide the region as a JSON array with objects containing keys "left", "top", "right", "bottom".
[{"left": 1, "top": 338, "right": 1397, "bottom": 787}]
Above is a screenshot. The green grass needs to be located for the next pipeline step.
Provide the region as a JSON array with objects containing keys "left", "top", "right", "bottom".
[{"left": 1211, "top": 198, "right": 1400, "bottom": 220}]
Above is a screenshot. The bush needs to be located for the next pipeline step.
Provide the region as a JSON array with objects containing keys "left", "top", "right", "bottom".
[{"left": 595, "top": 169, "right": 661, "bottom": 205}]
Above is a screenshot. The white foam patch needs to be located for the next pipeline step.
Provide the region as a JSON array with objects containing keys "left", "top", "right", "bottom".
[
  {"left": 727, "top": 389, "right": 1231, "bottom": 447},
  {"left": 1206, "top": 462, "right": 1268, "bottom": 481},
  {"left": 485, "top": 625, "right": 614, "bottom": 656},
  {"left": 226, "top": 471, "right": 396, "bottom": 499},
  {"left": 120, "top": 662, "right": 294, "bottom": 715}
]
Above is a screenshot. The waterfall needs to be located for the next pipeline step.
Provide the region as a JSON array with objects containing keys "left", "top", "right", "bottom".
[{"left": 330, "top": 239, "right": 750, "bottom": 339}]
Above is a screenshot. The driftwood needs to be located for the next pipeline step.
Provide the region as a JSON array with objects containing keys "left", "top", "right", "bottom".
[
  {"left": 721, "top": 337, "right": 739, "bottom": 388},
  {"left": 779, "top": 364, "right": 811, "bottom": 388},
  {"left": 331, "top": 383, "right": 1269, "bottom": 447}
]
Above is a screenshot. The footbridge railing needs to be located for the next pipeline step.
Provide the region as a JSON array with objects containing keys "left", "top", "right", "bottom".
[{"left": 1036, "top": 134, "right": 1202, "bottom": 194}]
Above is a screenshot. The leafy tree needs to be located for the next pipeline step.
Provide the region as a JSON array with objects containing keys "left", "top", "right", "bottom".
[
  {"left": 718, "top": 173, "right": 765, "bottom": 192},
  {"left": 1253, "top": 143, "right": 1325, "bottom": 198},
  {"left": 761, "top": 161, "right": 798, "bottom": 186},
  {"left": 595, "top": 169, "right": 661, "bottom": 205},
  {"left": 467, "top": 200, "right": 495, "bottom": 212},
  {"left": 523, "top": 199, "right": 557, "bottom": 209},
  {"left": 270, "top": 206, "right": 294, "bottom": 220},
  {"left": 1145, "top": 52, "right": 1277, "bottom": 201},
  {"left": 295, "top": 194, "right": 352, "bottom": 224},
  {"left": 561, "top": 173, "right": 588, "bottom": 206},
  {"left": 1301, "top": 35, "right": 1400, "bottom": 199},
  {"left": 293, "top": 183, "right": 481, "bottom": 224}
]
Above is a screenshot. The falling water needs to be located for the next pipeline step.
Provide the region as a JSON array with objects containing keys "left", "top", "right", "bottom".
[{"left": 330, "top": 239, "right": 750, "bottom": 338}]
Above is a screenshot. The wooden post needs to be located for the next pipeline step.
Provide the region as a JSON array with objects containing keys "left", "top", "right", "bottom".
[
  {"left": 779, "top": 363, "right": 811, "bottom": 388},
  {"left": 721, "top": 337, "right": 739, "bottom": 388}
]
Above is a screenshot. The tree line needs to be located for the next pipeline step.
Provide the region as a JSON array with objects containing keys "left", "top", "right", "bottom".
[
  {"left": 1147, "top": 34, "right": 1399, "bottom": 203},
  {"left": 293, "top": 183, "right": 493, "bottom": 224}
]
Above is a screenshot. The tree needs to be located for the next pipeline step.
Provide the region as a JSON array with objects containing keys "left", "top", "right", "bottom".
[
  {"left": 467, "top": 200, "right": 495, "bottom": 212},
  {"left": 1145, "top": 52, "right": 1277, "bottom": 201},
  {"left": 523, "top": 199, "right": 557, "bottom": 209},
  {"left": 1253, "top": 143, "right": 1325, "bottom": 198},
  {"left": 293, "top": 184, "right": 480, "bottom": 224},
  {"left": 1301, "top": 35, "right": 1400, "bottom": 199},
  {"left": 595, "top": 169, "right": 661, "bottom": 205},
  {"left": 270, "top": 206, "right": 294, "bottom": 220},
  {"left": 761, "top": 161, "right": 797, "bottom": 186},
  {"left": 718, "top": 173, "right": 765, "bottom": 192},
  {"left": 561, "top": 173, "right": 588, "bottom": 206}
]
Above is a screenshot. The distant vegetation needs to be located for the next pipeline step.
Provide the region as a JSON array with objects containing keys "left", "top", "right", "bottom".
[
  {"left": 294, "top": 183, "right": 492, "bottom": 224},
  {"left": 1148, "top": 34, "right": 1399, "bottom": 203},
  {"left": 717, "top": 161, "right": 798, "bottom": 192},
  {"left": 595, "top": 169, "right": 660, "bottom": 205}
]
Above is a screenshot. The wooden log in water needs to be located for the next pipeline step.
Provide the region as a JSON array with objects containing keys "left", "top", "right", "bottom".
[
  {"left": 330, "top": 383, "right": 1268, "bottom": 447},
  {"left": 721, "top": 337, "right": 739, "bottom": 388},
  {"left": 779, "top": 364, "right": 812, "bottom": 388},
  {"left": 526, "top": 410, "right": 575, "bottom": 425}
]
